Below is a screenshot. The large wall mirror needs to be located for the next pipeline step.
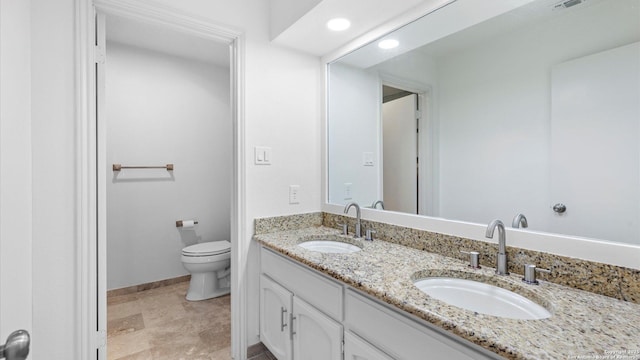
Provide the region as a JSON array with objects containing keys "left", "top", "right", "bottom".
[{"left": 327, "top": 0, "right": 640, "bottom": 246}]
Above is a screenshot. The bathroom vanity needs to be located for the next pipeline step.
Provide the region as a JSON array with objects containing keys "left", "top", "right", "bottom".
[
  {"left": 255, "top": 226, "right": 640, "bottom": 359},
  {"left": 259, "top": 246, "right": 499, "bottom": 359}
]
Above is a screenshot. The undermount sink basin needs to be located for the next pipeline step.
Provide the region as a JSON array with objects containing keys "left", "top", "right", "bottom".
[
  {"left": 413, "top": 277, "right": 551, "bottom": 320},
  {"left": 298, "top": 240, "right": 361, "bottom": 254}
]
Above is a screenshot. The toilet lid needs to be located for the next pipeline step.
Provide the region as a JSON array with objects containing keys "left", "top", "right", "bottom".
[{"left": 182, "top": 241, "right": 230, "bottom": 256}]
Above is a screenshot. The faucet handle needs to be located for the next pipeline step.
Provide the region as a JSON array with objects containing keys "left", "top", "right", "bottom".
[
  {"left": 460, "top": 250, "right": 481, "bottom": 269},
  {"left": 365, "top": 227, "right": 376, "bottom": 241},
  {"left": 522, "top": 264, "right": 551, "bottom": 285},
  {"left": 338, "top": 223, "right": 348, "bottom": 236}
]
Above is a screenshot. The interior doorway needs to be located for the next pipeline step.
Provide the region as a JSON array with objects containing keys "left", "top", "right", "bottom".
[
  {"left": 98, "top": 12, "right": 234, "bottom": 359},
  {"left": 380, "top": 81, "right": 435, "bottom": 217},
  {"left": 83, "top": 1, "right": 247, "bottom": 359},
  {"left": 382, "top": 86, "right": 419, "bottom": 214}
]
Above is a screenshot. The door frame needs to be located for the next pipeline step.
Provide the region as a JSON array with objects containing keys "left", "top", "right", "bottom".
[
  {"left": 75, "top": 0, "right": 247, "bottom": 359},
  {"left": 381, "top": 93, "right": 419, "bottom": 214},
  {"left": 0, "top": 0, "right": 33, "bottom": 341},
  {"left": 378, "top": 74, "right": 435, "bottom": 216}
]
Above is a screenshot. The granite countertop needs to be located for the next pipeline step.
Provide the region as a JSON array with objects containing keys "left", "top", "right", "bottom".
[{"left": 255, "top": 226, "right": 640, "bottom": 360}]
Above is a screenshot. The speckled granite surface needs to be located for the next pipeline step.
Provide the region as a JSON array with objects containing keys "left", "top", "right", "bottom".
[
  {"left": 255, "top": 226, "right": 640, "bottom": 360},
  {"left": 325, "top": 213, "right": 640, "bottom": 303},
  {"left": 254, "top": 212, "right": 322, "bottom": 234}
]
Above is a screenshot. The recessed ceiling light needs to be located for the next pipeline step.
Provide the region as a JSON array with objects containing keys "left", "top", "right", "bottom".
[
  {"left": 327, "top": 18, "right": 351, "bottom": 31},
  {"left": 378, "top": 39, "right": 399, "bottom": 49}
]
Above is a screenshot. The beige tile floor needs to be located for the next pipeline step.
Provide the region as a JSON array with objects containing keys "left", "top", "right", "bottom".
[{"left": 107, "top": 280, "right": 274, "bottom": 360}]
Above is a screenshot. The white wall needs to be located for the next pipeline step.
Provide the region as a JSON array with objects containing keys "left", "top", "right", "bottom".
[
  {"left": 269, "top": 0, "right": 323, "bottom": 40},
  {"left": 242, "top": 36, "right": 321, "bottom": 345},
  {"left": 105, "top": 42, "right": 231, "bottom": 290},
  {"left": 436, "top": 44, "right": 550, "bottom": 228},
  {"left": 25, "top": 0, "right": 321, "bottom": 356},
  {"left": 328, "top": 62, "right": 380, "bottom": 206},
  {"left": 30, "top": 0, "right": 78, "bottom": 358},
  {"left": 0, "top": 0, "right": 33, "bottom": 340}
]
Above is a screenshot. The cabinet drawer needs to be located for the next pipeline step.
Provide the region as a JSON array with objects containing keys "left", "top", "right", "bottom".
[
  {"left": 261, "top": 247, "right": 343, "bottom": 321},
  {"left": 344, "top": 290, "right": 500, "bottom": 360}
]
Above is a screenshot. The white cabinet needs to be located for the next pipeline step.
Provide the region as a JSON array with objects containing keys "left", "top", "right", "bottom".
[
  {"left": 260, "top": 246, "right": 502, "bottom": 360},
  {"left": 292, "top": 296, "right": 343, "bottom": 360},
  {"left": 261, "top": 247, "right": 343, "bottom": 320},
  {"left": 260, "top": 275, "right": 292, "bottom": 360},
  {"left": 260, "top": 272, "right": 343, "bottom": 360},
  {"left": 344, "top": 331, "right": 394, "bottom": 360}
]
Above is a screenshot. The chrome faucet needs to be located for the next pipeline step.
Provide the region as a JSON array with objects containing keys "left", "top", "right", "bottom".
[
  {"left": 512, "top": 213, "right": 528, "bottom": 228},
  {"left": 344, "top": 202, "right": 362, "bottom": 238},
  {"left": 371, "top": 200, "right": 385, "bottom": 210},
  {"left": 485, "top": 219, "right": 509, "bottom": 275}
]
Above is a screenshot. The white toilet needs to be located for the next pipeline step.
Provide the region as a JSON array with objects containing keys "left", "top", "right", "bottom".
[{"left": 181, "top": 240, "right": 231, "bottom": 301}]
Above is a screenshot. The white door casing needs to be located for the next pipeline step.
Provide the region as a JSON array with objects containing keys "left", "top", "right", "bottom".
[
  {"left": 95, "top": 11, "right": 108, "bottom": 357},
  {"left": 0, "top": 0, "right": 33, "bottom": 345}
]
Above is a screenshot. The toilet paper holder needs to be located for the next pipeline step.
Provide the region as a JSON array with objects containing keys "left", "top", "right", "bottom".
[{"left": 176, "top": 220, "right": 199, "bottom": 228}]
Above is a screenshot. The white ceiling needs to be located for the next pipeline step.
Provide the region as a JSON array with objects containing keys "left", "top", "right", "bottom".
[
  {"left": 338, "top": 0, "right": 608, "bottom": 69},
  {"left": 105, "top": 0, "right": 456, "bottom": 63},
  {"left": 270, "top": 0, "right": 444, "bottom": 56},
  {"left": 105, "top": 14, "right": 230, "bottom": 68}
]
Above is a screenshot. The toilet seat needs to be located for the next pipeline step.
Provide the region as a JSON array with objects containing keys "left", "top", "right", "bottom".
[{"left": 182, "top": 241, "right": 230, "bottom": 257}]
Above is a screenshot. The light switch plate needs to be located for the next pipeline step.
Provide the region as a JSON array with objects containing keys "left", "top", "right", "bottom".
[
  {"left": 289, "top": 185, "right": 300, "bottom": 204},
  {"left": 255, "top": 146, "right": 272, "bottom": 165},
  {"left": 344, "top": 183, "right": 352, "bottom": 200},
  {"left": 363, "top": 152, "right": 374, "bottom": 166}
]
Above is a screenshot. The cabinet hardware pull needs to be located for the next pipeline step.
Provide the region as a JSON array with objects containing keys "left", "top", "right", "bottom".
[
  {"left": 290, "top": 314, "right": 297, "bottom": 340},
  {"left": 280, "top": 307, "right": 288, "bottom": 332}
]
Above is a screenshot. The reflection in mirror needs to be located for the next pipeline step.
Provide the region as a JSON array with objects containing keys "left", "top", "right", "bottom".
[
  {"left": 382, "top": 86, "right": 419, "bottom": 214},
  {"left": 327, "top": 0, "right": 640, "bottom": 245}
]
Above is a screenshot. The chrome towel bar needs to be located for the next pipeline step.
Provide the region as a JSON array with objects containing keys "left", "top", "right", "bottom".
[{"left": 112, "top": 163, "right": 174, "bottom": 171}]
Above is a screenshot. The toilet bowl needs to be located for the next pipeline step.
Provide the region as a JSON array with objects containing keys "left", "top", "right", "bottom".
[{"left": 181, "top": 240, "right": 231, "bottom": 301}]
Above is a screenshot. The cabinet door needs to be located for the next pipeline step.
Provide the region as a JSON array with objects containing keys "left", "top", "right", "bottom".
[
  {"left": 344, "top": 331, "right": 394, "bottom": 360},
  {"left": 260, "top": 275, "right": 293, "bottom": 360},
  {"left": 292, "top": 296, "right": 343, "bottom": 360}
]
